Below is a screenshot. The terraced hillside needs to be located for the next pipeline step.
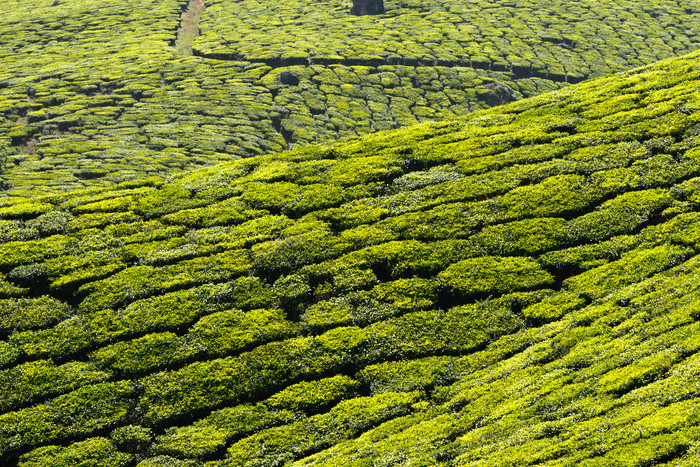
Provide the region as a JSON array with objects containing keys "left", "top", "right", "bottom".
[
  {"left": 1, "top": 0, "right": 699, "bottom": 196},
  {"left": 0, "top": 51, "right": 699, "bottom": 466}
]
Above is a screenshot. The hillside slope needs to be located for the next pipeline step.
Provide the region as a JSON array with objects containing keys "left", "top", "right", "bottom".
[
  {"left": 1, "top": 0, "right": 699, "bottom": 196},
  {"left": 0, "top": 50, "right": 698, "bottom": 465}
]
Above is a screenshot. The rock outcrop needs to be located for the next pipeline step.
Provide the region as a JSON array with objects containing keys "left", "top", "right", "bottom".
[
  {"left": 350, "top": 0, "right": 384, "bottom": 16},
  {"left": 279, "top": 70, "right": 300, "bottom": 85}
]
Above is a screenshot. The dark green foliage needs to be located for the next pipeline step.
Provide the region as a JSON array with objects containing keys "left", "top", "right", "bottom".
[
  {"left": 372, "top": 277, "right": 438, "bottom": 311},
  {"left": 300, "top": 291, "right": 401, "bottom": 330},
  {"left": 196, "top": 0, "right": 700, "bottom": 82},
  {"left": 185, "top": 307, "right": 294, "bottom": 357},
  {"left": 138, "top": 327, "right": 368, "bottom": 424},
  {"left": 272, "top": 274, "right": 312, "bottom": 314},
  {"left": 110, "top": 425, "right": 154, "bottom": 454},
  {"left": 252, "top": 226, "right": 348, "bottom": 276},
  {"left": 78, "top": 249, "right": 251, "bottom": 312},
  {"left": 0, "top": 341, "right": 20, "bottom": 368},
  {"left": 10, "top": 281, "right": 260, "bottom": 360},
  {"left": 89, "top": 333, "right": 188, "bottom": 376}
]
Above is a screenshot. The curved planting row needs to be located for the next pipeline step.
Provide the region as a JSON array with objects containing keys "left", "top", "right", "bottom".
[
  {"left": 0, "top": 51, "right": 699, "bottom": 465},
  {"left": 196, "top": 0, "right": 700, "bottom": 81}
]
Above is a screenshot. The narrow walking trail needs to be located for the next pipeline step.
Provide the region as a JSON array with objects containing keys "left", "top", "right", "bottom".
[{"left": 175, "top": 0, "right": 206, "bottom": 56}]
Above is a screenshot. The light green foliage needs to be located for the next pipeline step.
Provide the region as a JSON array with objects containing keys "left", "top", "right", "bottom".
[
  {"left": 469, "top": 217, "right": 571, "bottom": 255},
  {"left": 372, "top": 277, "right": 438, "bottom": 311},
  {"left": 539, "top": 234, "right": 640, "bottom": 273},
  {"left": 0, "top": 296, "right": 72, "bottom": 334},
  {"left": 567, "top": 188, "right": 673, "bottom": 242},
  {"left": 264, "top": 375, "right": 361, "bottom": 413},
  {"left": 153, "top": 404, "right": 296, "bottom": 459},
  {"left": 0, "top": 202, "right": 53, "bottom": 220},
  {"left": 564, "top": 245, "right": 692, "bottom": 299},
  {"left": 0, "top": 382, "right": 134, "bottom": 456},
  {"left": 160, "top": 198, "right": 263, "bottom": 228},
  {"left": 357, "top": 355, "right": 461, "bottom": 394},
  {"left": 598, "top": 350, "right": 681, "bottom": 395},
  {"left": 494, "top": 173, "right": 605, "bottom": 220},
  {"left": 0, "top": 360, "right": 111, "bottom": 412},
  {"left": 137, "top": 456, "right": 200, "bottom": 467},
  {"left": 522, "top": 291, "right": 587, "bottom": 324},
  {"left": 241, "top": 182, "right": 347, "bottom": 216},
  {"left": 219, "top": 392, "right": 419, "bottom": 467},
  {"left": 252, "top": 226, "right": 349, "bottom": 276},
  {"left": 18, "top": 438, "right": 132, "bottom": 467},
  {"left": 439, "top": 256, "right": 554, "bottom": 296},
  {"left": 0, "top": 235, "right": 75, "bottom": 269}
]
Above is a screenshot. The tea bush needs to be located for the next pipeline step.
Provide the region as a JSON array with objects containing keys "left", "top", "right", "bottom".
[
  {"left": 438, "top": 256, "right": 554, "bottom": 297},
  {"left": 18, "top": 438, "right": 131, "bottom": 467}
]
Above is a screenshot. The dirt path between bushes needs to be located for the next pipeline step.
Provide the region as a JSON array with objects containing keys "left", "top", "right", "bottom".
[{"left": 175, "top": 0, "right": 206, "bottom": 56}]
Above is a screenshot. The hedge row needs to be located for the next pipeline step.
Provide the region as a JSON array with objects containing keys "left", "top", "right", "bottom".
[{"left": 197, "top": 0, "right": 700, "bottom": 80}]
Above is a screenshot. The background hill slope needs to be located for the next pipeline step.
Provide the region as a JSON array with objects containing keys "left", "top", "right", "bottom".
[
  {"left": 1, "top": 0, "right": 699, "bottom": 196},
  {"left": 0, "top": 50, "right": 698, "bottom": 465}
]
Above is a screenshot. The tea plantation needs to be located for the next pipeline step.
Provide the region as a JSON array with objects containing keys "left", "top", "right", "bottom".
[
  {"left": 1, "top": 0, "right": 699, "bottom": 196},
  {"left": 0, "top": 45, "right": 699, "bottom": 464}
]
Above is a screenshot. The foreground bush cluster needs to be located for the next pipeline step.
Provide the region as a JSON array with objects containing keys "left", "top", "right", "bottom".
[
  {"left": 0, "top": 0, "right": 699, "bottom": 196},
  {"left": 0, "top": 50, "right": 698, "bottom": 465}
]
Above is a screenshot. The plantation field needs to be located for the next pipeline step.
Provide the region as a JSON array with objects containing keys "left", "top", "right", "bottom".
[
  {"left": 1, "top": 0, "right": 699, "bottom": 196},
  {"left": 197, "top": 0, "right": 698, "bottom": 76},
  {"left": 0, "top": 50, "right": 699, "bottom": 465}
]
